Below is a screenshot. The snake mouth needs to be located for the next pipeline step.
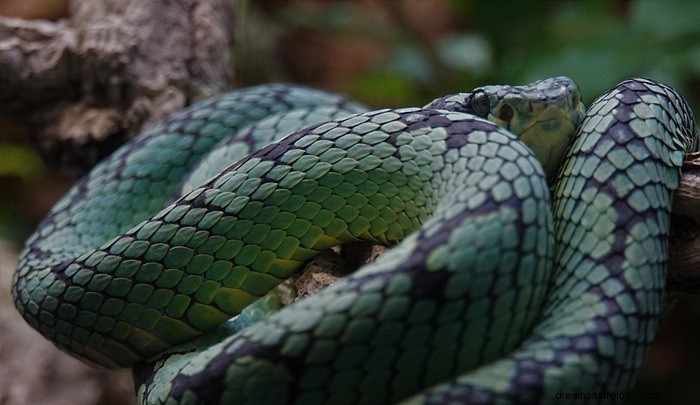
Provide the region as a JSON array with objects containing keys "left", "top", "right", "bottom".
[{"left": 520, "top": 109, "right": 579, "bottom": 137}]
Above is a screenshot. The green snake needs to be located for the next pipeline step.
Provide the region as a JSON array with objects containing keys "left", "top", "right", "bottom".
[{"left": 12, "top": 77, "right": 697, "bottom": 404}]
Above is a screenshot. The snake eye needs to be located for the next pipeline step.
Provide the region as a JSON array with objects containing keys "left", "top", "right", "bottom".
[
  {"left": 469, "top": 91, "right": 490, "bottom": 117},
  {"left": 498, "top": 104, "right": 514, "bottom": 122}
]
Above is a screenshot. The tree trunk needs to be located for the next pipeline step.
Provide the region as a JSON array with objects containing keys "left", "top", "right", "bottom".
[{"left": 0, "top": 0, "right": 233, "bottom": 175}]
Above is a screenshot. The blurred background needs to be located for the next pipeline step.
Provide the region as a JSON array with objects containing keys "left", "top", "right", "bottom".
[{"left": 2, "top": 0, "right": 700, "bottom": 403}]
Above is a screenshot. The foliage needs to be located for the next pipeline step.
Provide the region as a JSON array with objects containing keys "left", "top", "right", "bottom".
[{"left": 235, "top": 0, "right": 700, "bottom": 112}]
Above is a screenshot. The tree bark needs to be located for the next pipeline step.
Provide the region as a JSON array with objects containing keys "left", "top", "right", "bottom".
[
  {"left": 0, "top": 0, "right": 233, "bottom": 175},
  {"left": 669, "top": 152, "right": 700, "bottom": 294}
]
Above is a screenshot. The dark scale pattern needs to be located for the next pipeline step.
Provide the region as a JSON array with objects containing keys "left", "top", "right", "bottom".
[
  {"left": 18, "top": 77, "right": 694, "bottom": 405},
  {"left": 135, "top": 109, "right": 554, "bottom": 404},
  {"left": 411, "top": 78, "right": 697, "bottom": 404},
  {"left": 12, "top": 84, "right": 366, "bottom": 367},
  {"left": 175, "top": 106, "right": 359, "bottom": 200}
]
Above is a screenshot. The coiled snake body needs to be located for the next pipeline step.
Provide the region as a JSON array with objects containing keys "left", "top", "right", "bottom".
[{"left": 12, "top": 77, "right": 697, "bottom": 404}]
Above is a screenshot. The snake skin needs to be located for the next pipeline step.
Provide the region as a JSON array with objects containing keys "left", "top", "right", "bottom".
[
  {"left": 408, "top": 78, "right": 698, "bottom": 403},
  {"left": 12, "top": 77, "right": 697, "bottom": 404},
  {"left": 12, "top": 84, "right": 366, "bottom": 367}
]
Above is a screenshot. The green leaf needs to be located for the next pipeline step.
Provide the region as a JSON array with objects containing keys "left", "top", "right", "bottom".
[{"left": 0, "top": 143, "right": 44, "bottom": 181}]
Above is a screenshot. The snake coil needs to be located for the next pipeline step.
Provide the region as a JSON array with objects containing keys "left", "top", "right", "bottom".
[{"left": 13, "top": 78, "right": 697, "bottom": 404}]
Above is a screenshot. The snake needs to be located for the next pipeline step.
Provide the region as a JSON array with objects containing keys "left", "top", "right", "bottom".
[{"left": 12, "top": 76, "right": 697, "bottom": 404}]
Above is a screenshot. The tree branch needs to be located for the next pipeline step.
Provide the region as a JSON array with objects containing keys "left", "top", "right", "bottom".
[{"left": 0, "top": 0, "right": 233, "bottom": 175}]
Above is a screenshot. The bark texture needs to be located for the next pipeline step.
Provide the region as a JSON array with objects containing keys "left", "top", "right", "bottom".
[
  {"left": 670, "top": 152, "right": 700, "bottom": 295},
  {"left": 0, "top": 0, "right": 233, "bottom": 174}
]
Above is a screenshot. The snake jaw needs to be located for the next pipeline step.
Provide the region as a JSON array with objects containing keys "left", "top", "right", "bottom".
[
  {"left": 518, "top": 111, "right": 580, "bottom": 180},
  {"left": 522, "top": 99, "right": 586, "bottom": 174}
]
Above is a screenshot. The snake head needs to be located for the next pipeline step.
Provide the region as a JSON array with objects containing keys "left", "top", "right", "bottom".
[{"left": 427, "top": 76, "right": 586, "bottom": 181}]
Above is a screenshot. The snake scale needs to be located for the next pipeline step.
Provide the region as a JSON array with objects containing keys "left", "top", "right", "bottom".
[{"left": 12, "top": 76, "right": 697, "bottom": 404}]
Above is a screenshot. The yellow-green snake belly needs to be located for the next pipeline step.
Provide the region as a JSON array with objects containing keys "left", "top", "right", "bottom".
[{"left": 12, "top": 77, "right": 697, "bottom": 404}]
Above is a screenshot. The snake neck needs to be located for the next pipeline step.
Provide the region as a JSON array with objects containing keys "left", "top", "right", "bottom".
[{"left": 534, "top": 78, "right": 697, "bottom": 392}]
